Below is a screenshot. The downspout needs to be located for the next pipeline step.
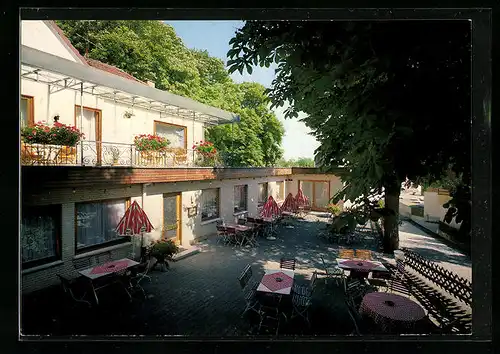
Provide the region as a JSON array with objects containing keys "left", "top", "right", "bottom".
[{"left": 192, "top": 111, "right": 195, "bottom": 165}]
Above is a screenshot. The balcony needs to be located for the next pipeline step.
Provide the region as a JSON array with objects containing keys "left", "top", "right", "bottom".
[{"left": 20, "top": 141, "right": 221, "bottom": 168}]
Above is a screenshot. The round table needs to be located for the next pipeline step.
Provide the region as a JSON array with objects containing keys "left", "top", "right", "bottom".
[{"left": 359, "top": 292, "right": 426, "bottom": 333}]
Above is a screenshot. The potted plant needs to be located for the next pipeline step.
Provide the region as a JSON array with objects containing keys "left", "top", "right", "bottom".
[
  {"left": 149, "top": 239, "right": 180, "bottom": 271},
  {"left": 21, "top": 121, "right": 84, "bottom": 164},
  {"left": 111, "top": 148, "right": 120, "bottom": 165},
  {"left": 134, "top": 134, "right": 170, "bottom": 166},
  {"left": 193, "top": 141, "right": 218, "bottom": 167}
]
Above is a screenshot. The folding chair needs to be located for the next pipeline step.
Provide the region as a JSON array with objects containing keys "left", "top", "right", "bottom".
[
  {"left": 355, "top": 249, "right": 372, "bottom": 260},
  {"left": 280, "top": 258, "right": 296, "bottom": 271},
  {"left": 216, "top": 225, "right": 229, "bottom": 245},
  {"left": 292, "top": 271, "right": 318, "bottom": 297},
  {"left": 320, "top": 256, "right": 345, "bottom": 287},
  {"left": 238, "top": 265, "right": 260, "bottom": 317},
  {"left": 290, "top": 293, "right": 312, "bottom": 328},
  {"left": 123, "top": 258, "right": 153, "bottom": 299},
  {"left": 57, "top": 274, "right": 92, "bottom": 309},
  {"left": 339, "top": 249, "right": 355, "bottom": 259}
]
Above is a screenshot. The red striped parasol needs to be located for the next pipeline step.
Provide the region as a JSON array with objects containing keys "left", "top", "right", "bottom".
[
  {"left": 280, "top": 193, "right": 298, "bottom": 212},
  {"left": 115, "top": 200, "right": 154, "bottom": 258},
  {"left": 295, "top": 188, "right": 310, "bottom": 207},
  {"left": 260, "top": 195, "right": 281, "bottom": 218}
]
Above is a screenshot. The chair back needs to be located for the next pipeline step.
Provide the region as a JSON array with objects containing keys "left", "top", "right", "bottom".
[
  {"left": 309, "top": 271, "right": 318, "bottom": 291},
  {"left": 73, "top": 257, "right": 92, "bottom": 270},
  {"left": 339, "top": 249, "right": 355, "bottom": 259},
  {"left": 238, "top": 264, "right": 253, "bottom": 289},
  {"left": 396, "top": 258, "right": 406, "bottom": 274},
  {"left": 355, "top": 249, "right": 372, "bottom": 260},
  {"left": 280, "top": 258, "right": 296, "bottom": 270},
  {"left": 225, "top": 226, "right": 237, "bottom": 235}
]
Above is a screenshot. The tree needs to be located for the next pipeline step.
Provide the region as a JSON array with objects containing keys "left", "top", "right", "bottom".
[
  {"left": 227, "top": 21, "right": 471, "bottom": 252},
  {"left": 277, "top": 157, "right": 315, "bottom": 167},
  {"left": 56, "top": 20, "right": 284, "bottom": 166}
]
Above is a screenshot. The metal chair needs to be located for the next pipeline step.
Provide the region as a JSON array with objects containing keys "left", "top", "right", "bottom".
[
  {"left": 320, "top": 256, "right": 345, "bottom": 286},
  {"left": 216, "top": 225, "right": 229, "bottom": 245},
  {"left": 292, "top": 271, "right": 318, "bottom": 297},
  {"left": 290, "top": 293, "right": 312, "bottom": 327},
  {"left": 124, "top": 258, "right": 153, "bottom": 298},
  {"left": 388, "top": 278, "right": 412, "bottom": 298},
  {"left": 280, "top": 258, "right": 296, "bottom": 271},
  {"left": 345, "top": 278, "right": 373, "bottom": 306},
  {"left": 57, "top": 274, "right": 92, "bottom": 309},
  {"left": 238, "top": 265, "right": 260, "bottom": 317}
]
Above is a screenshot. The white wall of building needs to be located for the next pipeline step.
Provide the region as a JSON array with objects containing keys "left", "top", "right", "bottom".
[{"left": 21, "top": 20, "right": 83, "bottom": 63}]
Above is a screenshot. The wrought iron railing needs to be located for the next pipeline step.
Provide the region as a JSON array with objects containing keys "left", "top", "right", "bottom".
[{"left": 20, "top": 141, "right": 222, "bottom": 168}]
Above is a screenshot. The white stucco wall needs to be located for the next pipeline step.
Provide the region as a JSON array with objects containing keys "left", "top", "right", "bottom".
[
  {"left": 21, "top": 79, "right": 206, "bottom": 149},
  {"left": 21, "top": 21, "right": 82, "bottom": 63}
]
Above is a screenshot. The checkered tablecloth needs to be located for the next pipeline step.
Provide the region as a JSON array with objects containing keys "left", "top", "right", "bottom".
[
  {"left": 90, "top": 259, "right": 130, "bottom": 275},
  {"left": 260, "top": 271, "right": 293, "bottom": 292},
  {"left": 359, "top": 292, "right": 426, "bottom": 332}
]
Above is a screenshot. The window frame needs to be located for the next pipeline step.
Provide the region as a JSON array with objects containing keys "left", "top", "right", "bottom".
[
  {"left": 154, "top": 120, "right": 188, "bottom": 149},
  {"left": 74, "top": 198, "right": 131, "bottom": 255},
  {"left": 258, "top": 182, "right": 269, "bottom": 206},
  {"left": 234, "top": 184, "right": 248, "bottom": 213},
  {"left": 21, "top": 95, "right": 35, "bottom": 128},
  {"left": 21, "top": 204, "right": 62, "bottom": 270},
  {"left": 200, "top": 188, "right": 220, "bottom": 222}
]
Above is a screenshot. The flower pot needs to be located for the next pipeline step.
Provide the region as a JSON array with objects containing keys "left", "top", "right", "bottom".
[
  {"left": 56, "top": 146, "right": 77, "bottom": 164},
  {"left": 139, "top": 150, "right": 165, "bottom": 166}
]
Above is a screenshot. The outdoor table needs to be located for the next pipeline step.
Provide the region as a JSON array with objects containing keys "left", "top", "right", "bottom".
[
  {"left": 78, "top": 258, "right": 139, "bottom": 305},
  {"left": 225, "top": 223, "right": 256, "bottom": 246},
  {"left": 336, "top": 258, "right": 389, "bottom": 279},
  {"left": 257, "top": 269, "right": 295, "bottom": 295},
  {"left": 359, "top": 292, "right": 426, "bottom": 333}
]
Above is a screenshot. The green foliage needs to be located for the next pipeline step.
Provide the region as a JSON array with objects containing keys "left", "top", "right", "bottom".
[
  {"left": 277, "top": 157, "right": 315, "bottom": 167},
  {"left": 56, "top": 20, "right": 284, "bottom": 166},
  {"left": 150, "top": 239, "right": 180, "bottom": 260},
  {"left": 326, "top": 203, "right": 342, "bottom": 216},
  {"left": 227, "top": 21, "right": 471, "bottom": 250}
]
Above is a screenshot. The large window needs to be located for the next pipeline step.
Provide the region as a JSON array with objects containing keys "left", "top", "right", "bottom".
[
  {"left": 154, "top": 121, "right": 187, "bottom": 149},
  {"left": 21, "top": 205, "right": 61, "bottom": 269},
  {"left": 276, "top": 181, "right": 285, "bottom": 201},
  {"left": 201, "top": 188, "right": 220, "bottom": 221},
  {"left": 258, "top": 183, "right": 269, "bottom": 206},
  {"left": 234, "top": 185, "right": 248, "bottom": 213},
  {"left": 75, "top": 199, "right": 129, "bottom": 252},
  {"left": 20, "top": 95, "right": 34, "bottom": 128}
]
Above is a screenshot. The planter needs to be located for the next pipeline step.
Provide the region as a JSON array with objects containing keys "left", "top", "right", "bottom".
[
  {"left": 55, "top": 146, "right": 77, "bottom": 164},
  {"left": 166, "top": 148, "right": 188, "bottom": 166},
  {"left": 139, "top": 150, "right": 166, "bottom": 166}
]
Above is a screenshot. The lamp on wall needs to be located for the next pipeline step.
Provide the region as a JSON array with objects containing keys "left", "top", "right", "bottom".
[{"left": 53, "top": 114, "right": 60, "bottom": 123}]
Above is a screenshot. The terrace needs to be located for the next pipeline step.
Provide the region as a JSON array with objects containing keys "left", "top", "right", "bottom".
[{"left": 21, "top": 213, "right": 472, "bottom": 337}]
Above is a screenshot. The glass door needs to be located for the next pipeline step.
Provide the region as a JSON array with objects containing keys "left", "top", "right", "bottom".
[
  {"left": 163, "top": 193, "right": 181, "bottom": 244},
  {"left": 314, "top": 181, "right": 330, "bottom": 209},
  {"left": 75, "top": 106, "right": 102, "bottom": 165}
]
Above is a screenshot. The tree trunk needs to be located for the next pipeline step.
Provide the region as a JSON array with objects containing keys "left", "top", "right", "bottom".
[{"left": 383, "top": 183, "right": 401, "bottom": 253}]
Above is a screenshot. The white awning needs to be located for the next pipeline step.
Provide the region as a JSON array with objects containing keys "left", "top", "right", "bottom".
[{"left": 20, "top": 45, "right": 240, "bottom": 125}]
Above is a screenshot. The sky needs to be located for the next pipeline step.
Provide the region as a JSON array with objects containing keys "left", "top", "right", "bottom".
[{"left": 164, "top": 21, "right": 320, "bottom": 160}]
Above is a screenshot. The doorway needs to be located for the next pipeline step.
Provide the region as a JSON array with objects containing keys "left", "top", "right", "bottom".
[
  {"left": 298, "top": 180, "right": 331, "bottom": 211},
  {"left": 75, "top": 106, "right": 102, "bottom": 165},
  {"left": 163, "top": 192, "right": 182, "bottom": 245}
]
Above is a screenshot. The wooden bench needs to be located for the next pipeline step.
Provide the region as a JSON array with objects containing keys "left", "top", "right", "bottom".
[{"left": 400, "top": 248, "right": 472, "bottom": 333}]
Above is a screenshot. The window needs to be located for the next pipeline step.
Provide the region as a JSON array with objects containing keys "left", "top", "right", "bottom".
[
  {"left": 201, "top": 188, "right": 220, "bottom": 221},
  {"left": 20, "top": 95, "right": 34, "bottom": 128},
  {"left": 234, "top": 185, "right": 248, "bottom": 213},
  {"left": 75, "top": 199, "right": 130, "bottom": 252},
  {"left": 21, "top": 205, "right": 61, "bottom": 269},
  {"left": 276, "top": 181, "right": 285, "bottom": 201},
  {"left": 258, "top": 183, "right": 269, "bottom": 206},
  {"left": 154, "top": 121, "right": 187, "bottom": 149}
]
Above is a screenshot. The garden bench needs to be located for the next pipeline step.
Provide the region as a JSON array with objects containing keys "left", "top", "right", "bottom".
[{"left": 400, "top": 248, "right": 472, "bottom": 333}]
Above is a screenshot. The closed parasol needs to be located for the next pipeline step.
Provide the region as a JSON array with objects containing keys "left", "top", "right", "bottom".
[
  {"left": 295, "top": 188, "right": 310, "bottom": 208},
  {"left": 280, "top": 193, "right": 298, "bottom": 213},
  {"left": 115, "top": 200, "right": 154, "bottom": 259},
  {"left": 260, "top": 195, "right": 281, "bottom": 218}
]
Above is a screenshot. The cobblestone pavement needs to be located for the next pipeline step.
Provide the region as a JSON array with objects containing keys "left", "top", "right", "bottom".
[{"left": 21, "top": 212, "right": 471, "bottom": 337}]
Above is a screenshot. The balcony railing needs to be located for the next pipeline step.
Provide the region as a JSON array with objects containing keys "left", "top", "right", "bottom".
[{"left": 20, "top": 141, "right": 222, "bottom": 168}]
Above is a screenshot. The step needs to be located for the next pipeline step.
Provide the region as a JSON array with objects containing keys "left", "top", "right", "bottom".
[{"left": 171, "top": 246, "right": 201, "bottom": 262}]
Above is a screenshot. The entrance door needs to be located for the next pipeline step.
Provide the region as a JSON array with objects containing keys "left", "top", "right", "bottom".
[
  {"left": 163, "top": 192, "right": 181, "bottom": 245},
  {"left": 75, "top": 106, "right": 102, "bottom": 165},
  {"left": 299, "top": 180, "right": 331, "bottom": 210}
]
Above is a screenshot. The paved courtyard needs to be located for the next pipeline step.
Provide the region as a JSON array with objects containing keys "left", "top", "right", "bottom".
[{"left": 21, "top": 212, "right": 471, "bottom": 337}]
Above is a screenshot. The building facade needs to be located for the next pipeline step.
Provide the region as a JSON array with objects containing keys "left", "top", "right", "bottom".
[{"left": 20, "top": 21, "right": 344, "bottom": 293}]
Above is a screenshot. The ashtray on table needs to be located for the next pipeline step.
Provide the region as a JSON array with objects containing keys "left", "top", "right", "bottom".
[
  {"left": 357, "top": 262, "right": 364, "bottom": 266},
  {"left": 275, "top": 277, "right": 283, "bottom": 282}
]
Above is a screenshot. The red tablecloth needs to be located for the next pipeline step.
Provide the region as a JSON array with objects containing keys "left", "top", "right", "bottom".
[
  {"left": 359, "top": 292, "right": 426, "bottom": 332},
  {"left": 340, "top": 260, "right": 379, "bottom": 272},
  {"left": 90, "top": 259, "right": 130, "bottom": 275},
  {"left": 260, "top": 271, "right": 293, "bottom": 292}
]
